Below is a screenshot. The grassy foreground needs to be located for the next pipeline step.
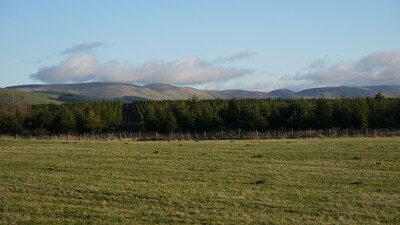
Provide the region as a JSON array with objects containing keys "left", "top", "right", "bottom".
[{"left": 0, "top": 138, "right": 399, "bottom": 224}]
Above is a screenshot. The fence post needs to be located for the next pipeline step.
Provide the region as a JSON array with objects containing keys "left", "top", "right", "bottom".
[
  {"left": 221, "top": 130, "right": 224, "bottom": 139},
  {"left": 155, "top": 132, "right": 158, "bottom": 141}
]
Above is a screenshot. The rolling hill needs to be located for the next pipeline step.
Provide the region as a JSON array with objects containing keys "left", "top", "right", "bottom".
[
  {"left": 9, "top": 82, "right": 169, "bottom": 100},
  {"left": 144, "top": 83, "right": 215, "bottom": 99},
  {"left": 6, "top": 82, "right": 400, "bottom": 102},
  {"left": 296, "top": 86, "right": 377, "bottom": 98}
]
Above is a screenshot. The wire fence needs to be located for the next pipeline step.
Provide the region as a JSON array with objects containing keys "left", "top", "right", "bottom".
[{"left": 1, "top": 128, "right": 400, "bottom": 142}]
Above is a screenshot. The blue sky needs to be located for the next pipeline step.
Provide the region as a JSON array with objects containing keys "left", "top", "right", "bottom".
[{"left": 0, "top": 0, "right": 399, "bottom": 90}]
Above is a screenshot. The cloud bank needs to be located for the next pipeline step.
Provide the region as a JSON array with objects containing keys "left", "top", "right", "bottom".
[
  {"left": 32, "top": 44, "right": 253, "bottom": 85},
  {"left": 273, "top": 50, "right": 400, "bottom": 91},
  {"left": 33, "top": 43, "right": 399, "bottom": 90}
]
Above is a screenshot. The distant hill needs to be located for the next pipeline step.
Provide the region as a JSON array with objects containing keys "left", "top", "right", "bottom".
[
  {"left": 296, "top": 86, "right": 376, "bottom": 98},
  {"left": 266, "top": 89, "right": 296, "bottom": 98},
  {"left": 145, "top": 83, "right": 215, "bottom": 99},
  {"left": 9, "top": 82, "right": 168, "bottom": 100},
  {"left": 206, "top": 89, "right": 269, "bottom": 99},
  {"left": 6, "top": 82, "right": 400, "bottom": 102},
  {"left": 0, "top": 87, "right": 61, "bottom": 105},
  {"left": 296, "top": 86, "right": 400, "bottom": 98},
  {"left": 364, "top": 85, "right": 400, "bottom": 97}
]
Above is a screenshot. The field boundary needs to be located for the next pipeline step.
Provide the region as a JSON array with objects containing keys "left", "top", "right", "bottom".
[{"left": 1, "top": 128, "right": 400, "bottom": 142}]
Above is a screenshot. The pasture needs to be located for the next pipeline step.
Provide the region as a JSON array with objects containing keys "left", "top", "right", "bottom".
[{"left": 0, "top": 138, "right": 399, "bottom": 224}]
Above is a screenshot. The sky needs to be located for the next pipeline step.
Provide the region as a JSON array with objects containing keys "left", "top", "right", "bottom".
[{"left": 0, "top": 0, "right": 399, "bottom": 91}]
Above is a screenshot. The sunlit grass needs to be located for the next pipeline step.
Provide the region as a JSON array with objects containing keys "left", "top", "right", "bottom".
[{"left": 1, "top": 138, "right": 399, "bottom": 224}]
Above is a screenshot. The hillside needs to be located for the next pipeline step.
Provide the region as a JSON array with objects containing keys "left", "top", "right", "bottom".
[
  {"left": 6, "top": 82, "right": 400, "bottom": 101},
  {"left": 296, "top": 86, "right": 376, "bottom": 98},
  {"left": 9, "top": 82, "right": 169, "bottom": 100},
  {"left": 364, "top": 85, "right": 400, "bottom": 97},
  {"left": 267, "top": 89, "right": 297, "bottom": 98},
  {"left": 144, "top": 83, "right": 215, "bottom": 99},
  {"left": 0, "top": 87, "right": 61, "bottom": 105}
]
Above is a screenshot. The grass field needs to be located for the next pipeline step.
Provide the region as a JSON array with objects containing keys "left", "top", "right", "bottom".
[
  {"left": 0, "top": 88, "right": 61, "bottom": 105},
  {"left": 1, "top": 138, "right": 399, "bottom": 224}
]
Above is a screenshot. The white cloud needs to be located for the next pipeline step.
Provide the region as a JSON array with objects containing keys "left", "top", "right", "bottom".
[
  {"left": 62, "top": 42, "right": 107, "bottom": 55},
  {"left": 31, "top": 54, "right": 98, "bottom": 83},
  {"left": 31, "top": 53, "right": 253, "bottom": 85},
  {"left": 306, "top": 58, "right": 327, "bottom": 69},
  {"left": 265, "top": 50, "right": 400, "bottom": 91},
  {"left": 296, "top": 51, "right": 400, "bottom": 87},
  {"left": 213, "top": 51, "right": 256, "bottom": 64}
]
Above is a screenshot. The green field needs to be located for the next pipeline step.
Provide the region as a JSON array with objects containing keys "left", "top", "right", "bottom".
[
  {"left": 1, "top": 138, "right": 399, "bottom": 224},
  {"left": 0, "top": 88, "right": 61, "bottom": 105}
]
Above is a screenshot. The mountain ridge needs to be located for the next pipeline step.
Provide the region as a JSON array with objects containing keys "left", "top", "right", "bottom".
[{"left": 6, "top": 82, "right": 400, "bottom": 101}]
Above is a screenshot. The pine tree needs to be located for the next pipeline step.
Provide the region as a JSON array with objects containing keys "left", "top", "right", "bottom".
[
  {"left": 352, "top": 98, "right": 370, "bottom": 128},
  {"left": 223, "top": 98, "right": 241, "bottom": 128},
  {"left": 315, "top": 98, "right": 333, "bottom": 129}
]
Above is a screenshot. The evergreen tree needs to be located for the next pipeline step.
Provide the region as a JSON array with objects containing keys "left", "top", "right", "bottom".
[
  {"left": 393, "top": 98, "right": 400, "bottom": 127},
  {"left": 27, "top": 105, "right": 56, "bottom": 131},
  {"left": 315, "top": 98, "right": 333, "bottom": 129},
  {"left": 144, "top": 105, "right": 158, "bottom": 131},
  {"left": 188, "top": 96, "right": 201, "bottom": 129},
  {"left": 352, "top": 98, "right": 370, "bottom": 128},
  {"left": 222, "top": 98, "right": 241, "bottom": 128},
  {"left": 332, "top": 99, "right": 352, "bottom": 128},
  {"left": 56, "top": 107, "right": 77, "bottom": 133},
  {"left": 82, "top": 109, "right": 104, "bottom": 133},
  {"left": 286, "top": 100, "right": 316, "bottom": 129},
  {"left": 239, "top": 105, "right": 268, "bottom": 130},
  {"left": 196, "top": 103, "right": 222, "bottom": 131},
  {"left": 156, "top": 105, "right": 178, "bottom": 132},
  {"left": 172, "top": 102, "right": 193, "bottom": 131}
]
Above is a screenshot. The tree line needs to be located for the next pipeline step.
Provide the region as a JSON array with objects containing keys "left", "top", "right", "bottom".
[
  {"left": 139, "top": 94, "right": 400, "bottom": 132},
  {"left": 0, "top": 93, "right": 122, "bottom": 134},
  {"left": 1, "top": 92, "right": 400, "bottom": 134}
]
